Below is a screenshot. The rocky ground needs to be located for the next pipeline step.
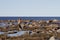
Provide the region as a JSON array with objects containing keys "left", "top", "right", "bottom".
[{"left": 0, "top": 19, "right": 60, "bottom": 40}]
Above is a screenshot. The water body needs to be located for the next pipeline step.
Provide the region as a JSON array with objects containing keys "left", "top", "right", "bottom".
[{"left": 0, "top": 17, "right": 60, "bottom": 20}]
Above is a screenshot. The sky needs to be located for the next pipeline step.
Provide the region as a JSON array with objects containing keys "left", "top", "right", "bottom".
[{"left": 0, "top": 0, "right": 60, "bottom": 16}]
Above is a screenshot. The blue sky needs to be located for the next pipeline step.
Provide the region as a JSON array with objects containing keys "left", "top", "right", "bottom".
[{"left": 0, "top": 0, "right": 60, "bottom": 16}]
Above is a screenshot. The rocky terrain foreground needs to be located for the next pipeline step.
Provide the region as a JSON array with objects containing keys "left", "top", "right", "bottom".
[{"left": 0, "top": 19, "right": 60, "bottom": 40}]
